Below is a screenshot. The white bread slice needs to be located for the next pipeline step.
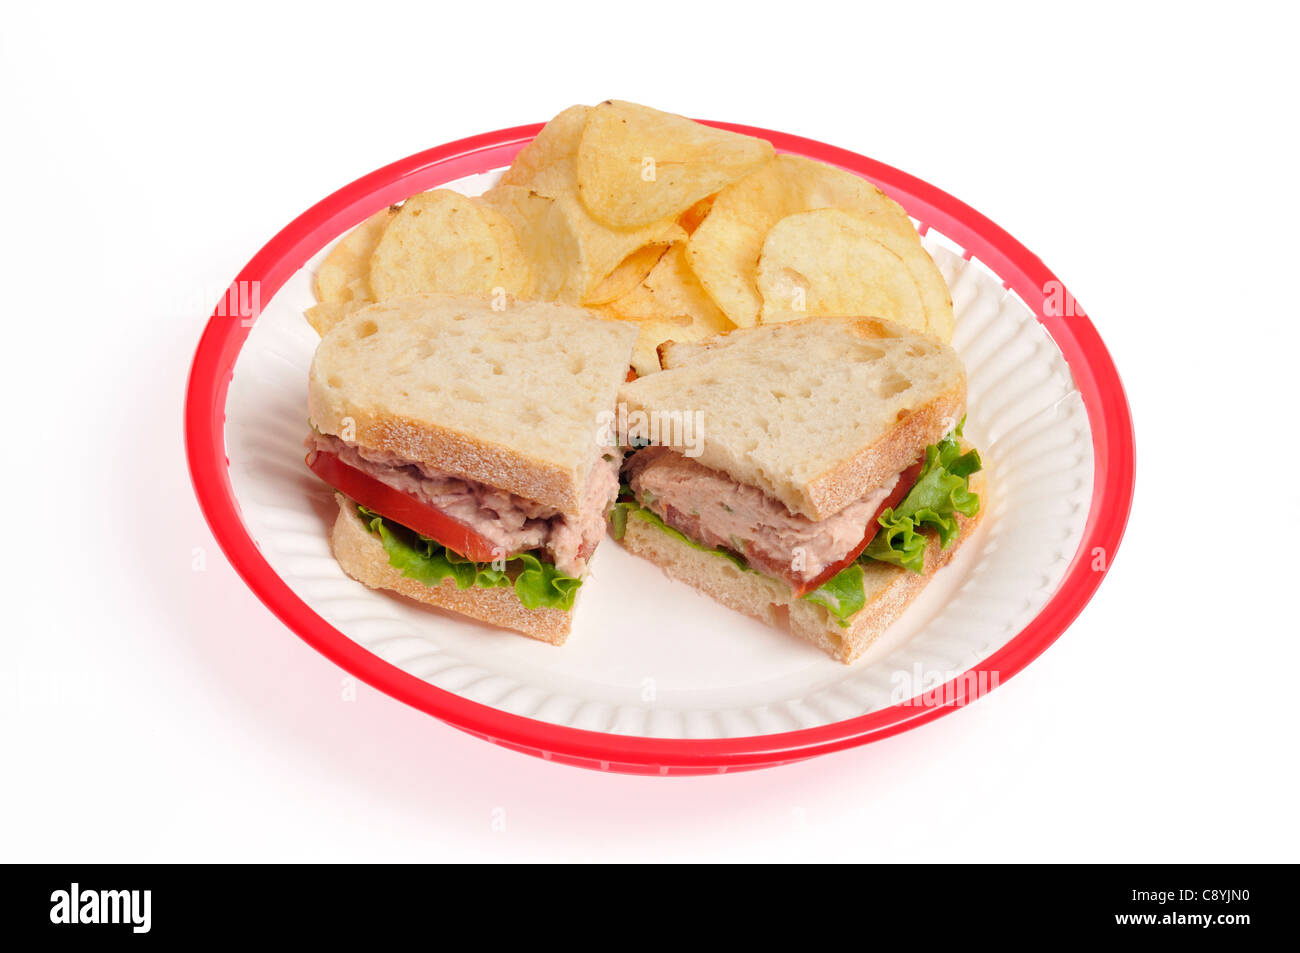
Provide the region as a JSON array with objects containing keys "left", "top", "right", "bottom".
[
  {"left": 309, "top": 293, "right": 637, "bottom": 516},
  {"left": 618, "top": 315, "right": 965, "bottom": 520},
  {"left": 618, "top": 474, "right": 985, "bottom": 663},
  {"left": 330, "top": 494, "right": 572, "bottom": 644}
]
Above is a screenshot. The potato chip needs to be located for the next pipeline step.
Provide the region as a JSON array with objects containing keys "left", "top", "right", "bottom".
[
  {"left": 677, "top": 194, "right": 715, "bottom": 235},
  {"left": 764, "top": 205, "right": 951, "bottom": 339},
  {"left": 907, "top": 241, "right": 955, "bottom": 341},
  {"left": 585, "top": 240, "right": 672, "bottom": 306},
  {"left": 480, "top": 184, "right": 682, "bottom": 306},
  {"left": 368, "top": 189, "right": 529, "bottom": 301},
  {"left": 601, "top": 244, "right": 725, "bottom": 324},
  {"left": 687, "top": 155, "right": 919, "bottom": 328},
  {"left": 499, "top": 104, "right": 590, "bottom": 197},
  {"left": 493, "top": 105, "right": 692, "bottom": 305},
  {"left": 755, "top": 209, "right": 927, "bottom": 333},
  {"left": 540, "top": 184, "right": 682, "bottom": 305},
  {"left": 312, "top": 206, "right": 395, "bottom": 305},
  {"left": 475, "top": 198, "right": 534, "bottom": 297},
  {"left": 576, "top": 100, "right": 774, "bottom": 228},
  {"left": 891, "top": 237, "right": 953, "bottom": 341},
  {"left": 600, "top": 244, "right": 734, "bottom": 376},
  {"left": 305, "top": 207, "right": 397, "bottom": 334},
  {"left": 477, "top": 186, "right": 575, "bottom": 300}
]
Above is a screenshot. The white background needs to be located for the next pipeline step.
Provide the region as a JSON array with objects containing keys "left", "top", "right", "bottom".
[{"left": 2, "top": 1, "right": 1295, "bottom": 862}]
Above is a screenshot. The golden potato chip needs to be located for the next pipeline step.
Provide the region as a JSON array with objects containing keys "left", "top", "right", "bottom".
[
  {"left": 762, "top": 205, "right": 950, "bottom": 339},
  {"left": 585, "top": 240, "right": 672, "bottom": 306},
  {"left": 305, "top": 207, "right": 398, "bottom": 334},
  {"left": 755, "top": 209, "right": 927, "bottom": 333},
  {"left": 762, "top": 205, "right": 951, "bottom": 339},
  {"left": 477, "top": 186, "right": 575, "bottom": 300},
  {"left": 687, "top": 155, "right": 919, "bottom": 328},
  {"left": 576, "top": 100, "right": 774, "bottom": 228},
  {"left": 538, "top": 184, "right": 682, "bottom": 305},
  {"left": 499, "top": 104, "right": 590, "bottom": 197},
  {"left": 368, "top": 189, "right": 529, "bottom": 300},
  {"left": 600, "top": 244, "right": 734, "bottom": 376},
  {"left": 601, "top": 244, "right": 726, "bottom": 323},
  {"left": 494, "top": 105, "right": 691, "bottom": 305},
  {"left": 480, "top": 184, "right": 682, "bottom": 306},
  {"left": 475, "top": 199, "right": 534, "bottom": 297},
  {"left": 677, "top": 194, "right": 715, "bottom": 235},
  {"left": 312, "top": 206, "right": 395, "bottom": 305},
  {"left": 907, "top": 240, "right": 955, "bottom": 341}
]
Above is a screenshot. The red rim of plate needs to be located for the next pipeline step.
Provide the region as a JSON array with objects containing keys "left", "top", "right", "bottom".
[{"left": 184, "top": 121, "right": 1135, "bottom": 775}]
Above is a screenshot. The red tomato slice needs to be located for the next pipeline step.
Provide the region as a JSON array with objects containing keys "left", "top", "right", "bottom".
[
  {"left": 306, "top": 450, "right": 500, "bottom": 563},
  {"left": 793, "top": 458, "right": 925, "bottom": 596}
]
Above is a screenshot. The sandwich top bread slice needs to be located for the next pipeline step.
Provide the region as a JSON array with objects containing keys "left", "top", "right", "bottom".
[
  {"left": 612, "top": 316, "right": 985, "bottom": 663},
  {"left": 621, "top": 315, "right": 967, "bottom": 521},
  {"left": 306, "top": 293, "right": 638, "bottom": 643},
  {"left": 309, "top": 293, "right": 637, "bottom": 515}
]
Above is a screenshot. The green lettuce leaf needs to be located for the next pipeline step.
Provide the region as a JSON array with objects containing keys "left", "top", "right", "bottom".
[
  {"left": 509, "top": 551, "right": 584, "bottom": 611},
  {"left": 800, "top": 562, "right": 867, "bottom": 627},
  {"left": 356, "top": 505, "right": 581, "bottom": 611},
  {"left": 861, "top": 426, "right": 981, "bottom": 574}
]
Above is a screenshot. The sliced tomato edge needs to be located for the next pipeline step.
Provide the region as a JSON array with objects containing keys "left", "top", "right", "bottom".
[
  {"left": 792, "top": 458, "right": 926, "bottom": 597},
  {"left": 306, "top": 450, "right": 501, "bottom": 563}
]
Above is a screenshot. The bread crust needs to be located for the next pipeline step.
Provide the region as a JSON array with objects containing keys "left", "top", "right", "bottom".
[
  {"left": 804, "top": 374, "right": 965, "bottom": 520},
  {"left": 308, "top": 391, "right": 585, "bottom": 515},
  {"left": 329, "top": 494, "right": 573, "bottom": 645},
  {"left": 618, "top": 472, "right": 985, "bottom": 663}
]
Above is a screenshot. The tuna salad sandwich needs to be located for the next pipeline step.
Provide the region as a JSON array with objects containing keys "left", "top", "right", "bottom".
[
  {"left": 305, "top": 293, "right": 637, "bottom": 644},
  {"left": 612, "top": 316, "right": 986, "bottom": 663}
]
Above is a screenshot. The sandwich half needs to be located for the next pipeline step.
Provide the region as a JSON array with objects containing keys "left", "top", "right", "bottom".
[
  {"left": 305, "top": 293, "right": 637, "bottom": 644},
  {"left": 612, "top": 316, "right": 986, "bottom": 663}
]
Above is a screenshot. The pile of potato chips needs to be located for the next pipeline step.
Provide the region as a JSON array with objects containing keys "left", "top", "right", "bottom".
[{"left": 308, "top": 100, "right": 953, "bottom": 375}]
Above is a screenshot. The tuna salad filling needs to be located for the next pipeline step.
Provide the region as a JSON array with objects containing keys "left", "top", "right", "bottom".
[
  {"left": 622, "top": 447, "right": 903, "bottom": 588},
  {"left": 309, "top": 432, "right": 620, "bottom": 577}
]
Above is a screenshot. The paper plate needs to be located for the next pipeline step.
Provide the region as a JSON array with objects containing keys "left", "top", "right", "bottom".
[{"left": 185, "top": 122, "right": 1135, "bottom": 774}]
